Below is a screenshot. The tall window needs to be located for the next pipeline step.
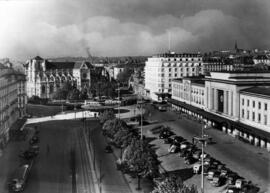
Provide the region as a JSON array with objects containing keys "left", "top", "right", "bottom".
[
  {"left": 242, "top": 98, "right": 244, "bottom": 106},
  {"left": 264, "top": 115, "right": 267, "bottom": 125},
  {"left": 247, "top": 110, "right": 249, "bottom": 119},
  {"left": 258, "top": 113, "right": 261, "bottom": 123},
  {"left": 253, "top": 101, "right": 255, "bottom": 108},
  {"left": 252, "top": 112, "right": 255, "bottom": 121},
  {"left": 242, "top": 109, "right": 245, "bottom": 118},
  {"left": 247, "top": 99, "right": 250, "bottom": 107},
  {"left": 265, "top": 103, "right": 268, "bottom": 111},
  {"left": 258, "top": 102, "right": 261, "bottom": 109}
]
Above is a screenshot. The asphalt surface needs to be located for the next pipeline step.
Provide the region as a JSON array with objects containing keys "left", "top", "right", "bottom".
[
  {"left": 88, "top": 120, "right": 132, "bottom": 193},
  {"left": 0, "top": 119, "right": 132, "bottom": 193},
  {"left": 145, "top": 104, "right": 270, "bottom": 192}
]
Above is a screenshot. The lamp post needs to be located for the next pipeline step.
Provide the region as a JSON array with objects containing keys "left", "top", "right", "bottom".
[
  {"left": 118, "top": 82, "right": 120, "bottom": 119},
  {"left": 200, "top": 122, "right": 209, "bottom": 193},
  {"left": 193, "top": 122, "right": 207, "bottom": 193}
]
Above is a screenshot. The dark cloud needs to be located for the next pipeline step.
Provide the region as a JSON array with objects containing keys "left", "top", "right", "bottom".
[{"left": 0, "top": 0, "right": 269, "bottom": 60}]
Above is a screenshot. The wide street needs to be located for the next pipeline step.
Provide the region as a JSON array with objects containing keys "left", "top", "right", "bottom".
[
  {"left": 144, "top": 104, "right": 270, "bottom": 192},
  {"left": 0, "top": 119, "right": 131, "bottom": 193}
]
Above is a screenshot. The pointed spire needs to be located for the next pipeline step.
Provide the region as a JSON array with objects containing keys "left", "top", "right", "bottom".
[{"left": 234, "top": 41, "right": 238, "bottom": 50}]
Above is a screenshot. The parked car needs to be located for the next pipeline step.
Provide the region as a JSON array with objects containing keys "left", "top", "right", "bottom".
[
  {"left": 241, "top": 182, "right": 260, "bottom": 193},
  {"left": 173, "top": 136, "right": 186, "bottom": 144},
  {"left": 159, "top": 129, "right": 174, "bottom": 139},
  {"left": 105, "top": 145, "right": 113, "bottom": 153},
  {"left": 164, "top": 137, "right": 174, "bottom": 144},
  {"left": 220, "top": 168, "right": 230, "bottom": 177},
  {"left": 19, "top": 150, "right": 36, "bottom": 160},
  {"left": 184, "top": 155, "right": 197, "bottom": 165},
  {"left": 227, "top": 173, "right": 240, "bottom": 185},
  {"left": 179, "top": 141, "right": 191, "bottom": 150},
  {"left": 29, "top": 145, "right": 39, "bottom": 155},
  {"left": 226, "top": 187, "right": 240, "bottom": 193},
  {"left": 207, "top": 170, "right": 219, "bottom": 181},
  {"left": 203, "top": 157, "right": 213, "bottom": 166},
  {"left": 168, "top": 144, "right": 180, "bottom": 153},
  {"left": 192, "top": 150, "right": 202, "bottom": 160},
  {"left": 212, "top": 173, "right": 226, "bottom": 187},
  {"left": 235, "top": 178, "right": 246, "bottom": 189},
  {"left": 29, "top": 136, "right": 39, "bottom": 145}
]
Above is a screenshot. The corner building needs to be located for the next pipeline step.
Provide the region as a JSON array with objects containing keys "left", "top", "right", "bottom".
[
  {"left": 144, "top": 52, "right": 203, "bottom": 101},
  {"left": 0, "top": 64, "right": 27, "bottom": 149}
]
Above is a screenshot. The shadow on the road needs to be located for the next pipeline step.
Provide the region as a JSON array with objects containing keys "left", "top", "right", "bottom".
[{"left": 166, "top": 168, "right": 194, "bottom": 182}]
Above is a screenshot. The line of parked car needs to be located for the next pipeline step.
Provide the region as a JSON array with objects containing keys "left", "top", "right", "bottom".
[
  {"left": 154, "top": 125, "right": 260, "bottom": 193},
  {"left": 8, "top": 128, "right": 40, "bottom": 193}
]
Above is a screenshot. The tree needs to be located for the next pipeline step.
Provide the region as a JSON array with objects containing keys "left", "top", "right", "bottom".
[
  {"left": 52, "top": 82, "right": 73, "bottom": 100},
  {"left": 122, "top": 138, "right": 160, "bottom": 189},
  {"left": 117, "top": 68, "right": 133, "bottom": 83},
  {"left": 152, "top": 175, "right": 198, "bottom": 193},
  {"left": 68, "top": 88, "right": 80, "bottom": 101},
  {"left": 102, "top": 118, "right": 128, "bottom": 139},
  {"left": 99, "top": 110, "right": 116, "bottom": 124},
  {"left": 80, "top": 89, "right": 88, "bottom": 100}
]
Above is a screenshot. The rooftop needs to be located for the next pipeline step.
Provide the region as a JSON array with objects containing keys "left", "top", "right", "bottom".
[
  {"left": 240, "top": 86, "right": 270, "bottom": 97},
  {"left": 154, "top": 52, "right": 202, "bottom": 58}
]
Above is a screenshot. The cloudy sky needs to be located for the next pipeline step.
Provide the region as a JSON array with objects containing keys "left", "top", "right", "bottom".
[{"left": 0, "top": 0, "right": 269, "bottom": 60}]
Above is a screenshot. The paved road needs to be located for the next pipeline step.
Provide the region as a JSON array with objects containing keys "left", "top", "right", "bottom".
[
  {"left": 87, "top": 120, "right": 132, "bottom": 193},
  {"left": 145, "top": 105, "right": 270, "bottom": 192},
  {"left": 0, "top": 119, "right": 132, "bottom": 193}
]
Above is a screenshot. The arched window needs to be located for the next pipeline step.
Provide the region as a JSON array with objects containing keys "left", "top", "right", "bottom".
[
  {"left": 50, "top": 84, "right": 54, "bottom": 93},
  {"left": 41, "top": 85, "right": 46, "bottom": 94}
]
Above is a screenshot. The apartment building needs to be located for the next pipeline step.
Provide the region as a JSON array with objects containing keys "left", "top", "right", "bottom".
[
  {"left": 144, "top": 52, "right": 203, "bottom": 101},
  {"left": 0, "top": 64, "right": 26, "bottom": 149}
]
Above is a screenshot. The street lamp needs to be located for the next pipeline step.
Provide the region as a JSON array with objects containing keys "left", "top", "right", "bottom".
[
  {"left": 118, "top": 82, "right": 120, "bottom": 119},
  {"left": 193, "top": 122, "right": 208, "bottom": 193}
]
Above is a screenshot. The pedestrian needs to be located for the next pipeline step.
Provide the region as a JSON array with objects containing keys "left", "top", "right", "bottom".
[{"left": 46, "top": 144, "right": 50, "bottom": 154}]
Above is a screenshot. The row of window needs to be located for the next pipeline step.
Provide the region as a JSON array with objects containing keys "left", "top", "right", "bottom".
[
  {"left": 242, "top": 98, "right": 268, "bottom": 110},
  {"left": 161, "top": 58, "right": 202, "bottom": 62},
  {"left": 191, "top": 88, "right": 204, "bottom": 95},
  {"left": 160, "top": 67, "right": 202, "bottom": 71},
  {"left": 158, "top": 72, "right": 197, "bottom": 77},
  {"left": 241, "top": 109, "right": 268, "bottom": 125},
  {"left": 158, "top": 89, "right": 171, "bottom": 93}
]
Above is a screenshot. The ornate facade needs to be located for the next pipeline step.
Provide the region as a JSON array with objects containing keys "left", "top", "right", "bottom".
[{"left": 24, "top": 56, "right": 92, "bottom": 98}]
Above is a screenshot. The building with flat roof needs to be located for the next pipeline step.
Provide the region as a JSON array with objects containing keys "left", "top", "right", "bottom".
[
  {"left": 169, "top": 70, "right": 270, "bottom": 151},
  {"left": 172, "top": 76, "right": 205, "bottom": 109},
  {"left": 0, "top": 63, "right": 27, "bottom": 149},
  {"left": 144, "top": 52, "right": 203, "bottom": 101}
]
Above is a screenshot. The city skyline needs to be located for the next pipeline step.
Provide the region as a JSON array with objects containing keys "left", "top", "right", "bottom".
[{"left": 0, "top": 0, "right": 270, "bottom": 60}]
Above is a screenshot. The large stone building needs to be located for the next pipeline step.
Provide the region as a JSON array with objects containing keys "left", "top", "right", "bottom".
[
  {"left": 0, "top": 63, "right": 27, "bottom": 149},
  {"left": 170, "top": 71, "right": 270, "bottom": 151},
  {"left": 144, "top": 52, "right": 203, "bottom": 101},
  {"left": 24, "top": 56, "right": 92, "bottom": 98}
]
